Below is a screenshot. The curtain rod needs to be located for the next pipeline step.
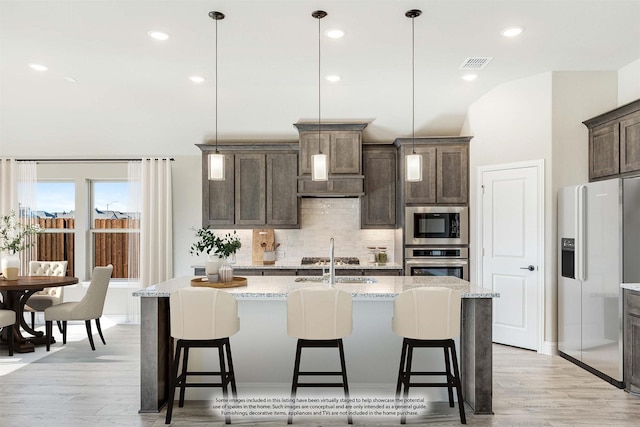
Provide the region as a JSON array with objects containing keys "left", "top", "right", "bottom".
[{"left": 16, "top": 158, "right": 175, "bottom": 163}]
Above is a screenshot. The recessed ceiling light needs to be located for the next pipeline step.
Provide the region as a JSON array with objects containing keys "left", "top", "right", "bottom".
[
  {"left": 325, "top": 75, "right": 341, "bottom": 82},
  {"left": 325, "top": 28, "right": 345, "bottom": 39},
  {"left": 64, "top": 76, "right": 77, "bottom": 83},
  {"left": 462, "top": 74, "right": 478, "bottom": 81},
  {"left": 148, "top": 30, "right": 170, "bottom": 41},
  {"left": 189, "top": 75, "right": 205, "bottom": 83},
  {"left": 29, "top": 63, "right": 48, "bottom": 71},
  {"left": 501, "top": 26, "right": 524, "bottom": 37}
]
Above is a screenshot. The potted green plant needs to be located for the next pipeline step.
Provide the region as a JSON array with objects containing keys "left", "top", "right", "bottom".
[
  {"left": 0, "top": 210, "right": 42, "bottom": 280},
  {"left": 190, "top": 227, "right": 241, "bottom": 281}
]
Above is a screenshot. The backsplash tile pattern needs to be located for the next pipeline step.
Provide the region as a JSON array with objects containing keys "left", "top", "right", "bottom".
[{"left": 218, "top": 198, "right": 397, "bottom": 266}]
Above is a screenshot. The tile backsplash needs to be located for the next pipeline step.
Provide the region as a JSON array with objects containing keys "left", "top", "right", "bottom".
[{"left": 218, "top": 198, "right": 397, "bottom": 265}]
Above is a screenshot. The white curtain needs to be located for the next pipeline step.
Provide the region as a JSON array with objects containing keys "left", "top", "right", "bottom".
[
  {"left": 127, "top": 158, "right": 173, "bottom": 323},
  {"left": 0, "top": 158, "right": 18, "bottom": 215},
  {"left": 0, "top": 159, "right": 37, "bottom": 274}
]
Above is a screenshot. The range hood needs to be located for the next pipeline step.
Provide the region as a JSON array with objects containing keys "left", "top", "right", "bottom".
[
  {"left": 294, "top": 122, "right": 367, "bottom": 198},
  {"left": 297, "top": 175, "right": 365, "bottom": 198}
]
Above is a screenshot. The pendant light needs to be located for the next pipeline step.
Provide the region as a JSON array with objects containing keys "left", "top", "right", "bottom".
[
  {"left": 311, "top": 10, "right": 329, "bottom": 181},
  {"left": 405, "top": 9, "right": 422, "bottom": 182},
  {"left": 208, "top": 11, "right": 225, "bottom": 181}
]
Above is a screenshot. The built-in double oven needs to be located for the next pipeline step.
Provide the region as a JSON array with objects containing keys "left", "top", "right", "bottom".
[{"left": 404, "top": 206, "right": 469, "bottom": 280}]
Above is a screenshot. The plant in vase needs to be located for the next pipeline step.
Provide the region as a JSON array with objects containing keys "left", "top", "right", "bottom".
[
  {"left": 190, "top": 227, "right": 241, "bottom": 282},
  {"left": 0, "top": 210, "right": 42, "bottom": 280}
]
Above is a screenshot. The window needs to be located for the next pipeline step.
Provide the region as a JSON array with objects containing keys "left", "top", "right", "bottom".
[
  {"left": 35, "top": 182, "right": 76, "bottom": 276},
  {"left": 91, "top": 181, "right": 140, "bottom": 279},
  {"left": 34, "top": 162, "right": 139, "bottom": 282}
]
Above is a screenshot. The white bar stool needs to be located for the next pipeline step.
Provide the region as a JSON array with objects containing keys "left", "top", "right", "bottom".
[
  {"left": 165, "top": 287, "right": 240, "bottom": 425},
  {"left": 392, "top": 287, "right": 466, "bottom": 424},
  {"left": 286, "top": 287, "right": 353, "bottom": 424}
]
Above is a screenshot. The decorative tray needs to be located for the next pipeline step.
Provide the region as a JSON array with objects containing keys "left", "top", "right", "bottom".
[{"left": 190, "top": 276, "right": 248, "bottom": 288}]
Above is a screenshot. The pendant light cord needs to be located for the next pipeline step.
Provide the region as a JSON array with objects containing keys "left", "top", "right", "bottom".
[
  {"left": 317, "top": 12, "right": 322, "bottom": 154},
  {"left": 411, "top": 14, "right": 416, "bottom": 155},
  {"left": 215, "top": 15, "right": 219, "bottom": 154}
]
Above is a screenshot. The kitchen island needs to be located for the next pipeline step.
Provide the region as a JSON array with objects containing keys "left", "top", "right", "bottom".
[{"left": 134, "top": 275, "right": 498, "bottom": 416}]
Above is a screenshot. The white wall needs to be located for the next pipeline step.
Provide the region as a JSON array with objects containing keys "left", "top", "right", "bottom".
[
  {"left": 618, "top": 58, "right": 640, "bottom": 105},
  {"left": 461, "top": 71, "right": 553, "bottom": 285},
  {"left": 462, "top": 70, "right": 618, "bottom": 352}
]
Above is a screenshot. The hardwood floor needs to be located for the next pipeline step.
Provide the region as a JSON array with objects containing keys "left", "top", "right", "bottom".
[{"left": 1, "top": 323, "right": 639, "bottom": 426}]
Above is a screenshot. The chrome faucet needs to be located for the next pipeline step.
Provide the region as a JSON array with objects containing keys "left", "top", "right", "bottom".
[{"left": 329, "top": 237, "right": 335, "bottom": 286}]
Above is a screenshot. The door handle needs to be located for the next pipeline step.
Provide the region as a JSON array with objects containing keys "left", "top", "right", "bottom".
[{"left": 520, "top": 265, "right": 535, "bottom": 271}]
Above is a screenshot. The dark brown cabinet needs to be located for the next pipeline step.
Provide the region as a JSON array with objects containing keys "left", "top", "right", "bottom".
[
  {"left": 394, "top": 137, "right": 471, "bottom": 205},
  {"left": 235, "top": 154, "right": 266, "bottom": 225},
  {"left": 198, "top": 144, "right": 299, "bottom": 228},
  {"left": 361, "top": 145, "right": 396, "bottom": 228},
  {"left": 624, "top": 289, "right": 640, "bottom": 393},
  {"left": 584, "top": 99, "right": 640, "bottom": 181},
  {"left": 294, "top": 123, "right": 367, "bottom": 197}
]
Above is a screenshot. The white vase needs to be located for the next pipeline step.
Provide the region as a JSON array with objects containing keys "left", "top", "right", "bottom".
[
  {"left": 205, "top": 256, "right": 225, "bottom": 276},
  {"left": 1, "top": 253, "right": 20, "bottom": 281},
  {"left": 219, "top": 265, "right": 234, "bottom": 283}
]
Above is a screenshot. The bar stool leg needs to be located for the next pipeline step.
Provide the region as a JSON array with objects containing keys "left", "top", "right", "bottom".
[
  {"left": 395, "top": 338, "right": 408, "bottom": 399},
  {"left": 224, "top": 338, "right": 238, "bottom": 398},
  {"left": 449, "top": 340, "right": 466, "bottom": 424},
  {"left": 401, "top": 341, "right": 414, "bottom": 425},
  {"left": 165, "top": 341, "right": 182, "bottom": 424},
  {"left": 337, "top": 339, "right": 352, "bottom": 425},
  {"left": 218, "top": 344, "right": 230, "bottom": 424},
  {"left": 178, "top": 346, "right": 190, "bottom": 407},
  {"left": 444, "top": 345, "right": 454, "bottom": 407},
  {"left": 288, "top": 339, "right": 303, "bottom": 424}
]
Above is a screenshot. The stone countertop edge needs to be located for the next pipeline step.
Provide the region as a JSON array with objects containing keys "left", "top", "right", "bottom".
[
  {"left": 622, "top": 283, "right": 640, "bottom": 292},
  {"left": 133, "top": 275, "right": 499, "bottom": 300},
  {"left": 191, "top": 263, "right": 404, "bottom": 270}
]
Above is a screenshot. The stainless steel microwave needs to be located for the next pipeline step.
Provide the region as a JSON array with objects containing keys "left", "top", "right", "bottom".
[{"left": 405, "top": 206, "right": 468, "bottom": 245}]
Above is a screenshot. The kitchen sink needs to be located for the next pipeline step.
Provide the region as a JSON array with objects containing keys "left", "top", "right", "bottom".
[{"left": 295, "top": 276, "right": 377, "bottom": 284}]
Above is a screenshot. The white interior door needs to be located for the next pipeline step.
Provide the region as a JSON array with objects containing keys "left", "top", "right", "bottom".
[{"left": 480, "top": 163, "right": 541, "bottom": 350}]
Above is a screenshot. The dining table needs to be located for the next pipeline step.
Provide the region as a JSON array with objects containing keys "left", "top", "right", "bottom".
[{"left": 0, "top": 275, "right": 79, "bottom": 353}]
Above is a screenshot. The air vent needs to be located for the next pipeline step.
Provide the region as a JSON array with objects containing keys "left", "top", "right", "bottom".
[{"left": 458, "top": 57, "right": 493, "bottom": 70}]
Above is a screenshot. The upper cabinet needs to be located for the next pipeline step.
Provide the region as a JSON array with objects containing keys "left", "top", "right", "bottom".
[
  {"left": 361, "top": 145, "right": 396, "bottom": 228},
  {"left": 584, "top": 99, "right": 640, "bottom": 181},
  {"left": 198, "top": 143, "right": 299, "bottom": 229},
  {"left": 294, "top": 123, "right": 367, "bottom": 197},
  {"left": 394, "top": 137, "right": 471, "bottom": 205}
]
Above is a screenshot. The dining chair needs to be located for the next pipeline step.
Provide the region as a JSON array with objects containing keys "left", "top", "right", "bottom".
[
  {"left": 0, "top": 309, "right": 16, "bottom": 356},
  {"left": 165, "top": 287, "right": 240, "bottom": 425},
  {"left": 44, "top": 264, "right": 113, "bottom": 351},
  {"left": 392, "top": 287, "right": 466, "bottom": 424},
  {"left": 25, "top": 260, "right": 68, "bottom": 330},
  {"left": 286, "top": 287, "right": 353, "bottom": 424}
]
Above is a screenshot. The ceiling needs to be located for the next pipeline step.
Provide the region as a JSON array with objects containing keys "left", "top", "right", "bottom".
[{"left": 1, "top": 0, "right": 639, "bottom": 157}]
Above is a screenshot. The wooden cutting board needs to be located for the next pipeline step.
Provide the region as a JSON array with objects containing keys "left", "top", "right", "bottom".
[{"left": 252, "top": 229, "right": 275, "bottom": 263}]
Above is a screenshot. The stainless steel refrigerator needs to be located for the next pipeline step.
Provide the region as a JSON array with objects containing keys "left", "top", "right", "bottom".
[{"left": 558, "top": 177, "right": 640, "bottom": 387}]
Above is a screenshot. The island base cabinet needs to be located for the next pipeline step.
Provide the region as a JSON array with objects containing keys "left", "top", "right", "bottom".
[
  {"left": 139, "top": 297, "right": 170, "bottom": 413},
  {"left": 137, "top": 292, "right": 494, "bottom": 415},
  {"left": 461, "top": 298, "right": 494, "bottom": 414},
  {"left": 624, "top": 289, "right": 640, "bottom": 394}
]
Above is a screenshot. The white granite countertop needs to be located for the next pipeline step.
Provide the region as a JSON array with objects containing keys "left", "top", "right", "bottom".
[
  {"left": 133, "top": 275, "right": 498, "bottom": 300},
  {"left": 622, "top": 283, "right": 640, "bottom": 292},
  {"left": 191, "top": 263, "right": 403, "bottom": 270}
]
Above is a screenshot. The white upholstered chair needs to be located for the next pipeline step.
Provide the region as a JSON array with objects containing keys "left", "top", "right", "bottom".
[
  {"left": 286, "top": 287, "right": 353, "bottom": 425},
  {"left": 25, "top": 260, "right": 68, "bottom": 330},
  {"left": 0, "top": 309, "right": 16, "bottom": 356},
  {"left": 392, "top": 287, "right": 466, "bottom": 424},
  {"left": 45, "top": 264, "right": 113, "bottom": 352},
  {"left": 166, "top": 287, "right": 240, "bottom": 425}
]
